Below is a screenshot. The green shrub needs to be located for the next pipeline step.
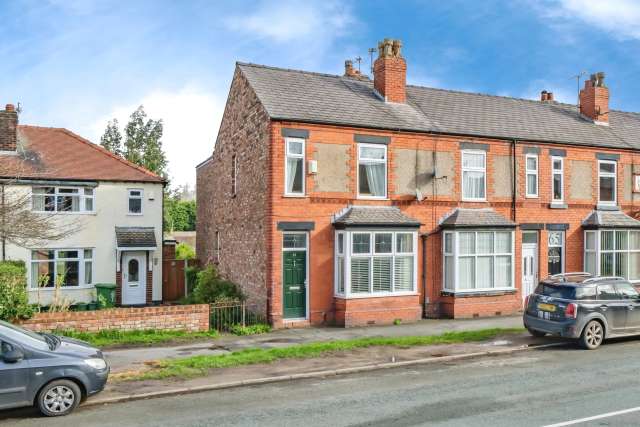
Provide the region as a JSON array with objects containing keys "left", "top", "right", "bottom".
[
  {"left": 0, "top": 262, "right": 34, "bottom": 321},
  {"left": 193, "top": 265, "right": 243, "bottom": 303},
  {"left": 229, "top": 323, "right": 272, "bottom": 336},
  {"left": 185, "top": 265, "right": 201, "bottom": 294},
  {"left": 176, "top": 243, "right": 195, "bottom": 260}
]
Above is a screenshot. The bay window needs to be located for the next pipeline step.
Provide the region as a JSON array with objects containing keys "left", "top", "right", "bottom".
[
  {"left": 285, "top": 138, "right": 305, "bottom": 196},
  {"left": 32, "top": 186, "right": 94, "bottom": 213},
  {"left": 525, "top": 154, "right": 538, "bottom": 198},
  {"left": 443, "top": 230, "right": 514, "bottom": 292},
  {"left": 335, "top": 230, "right": 417, "bottom": 296},
  {"left": 31, "top": 249, "right": 94, "bottom": 288},
  {"left": 461, "top": 151, "right": 486, "bottom": 201},
  {"left": 598, "top": 160, "right": 617, "bottom": 205},
  {"left": 358, "top": 144, "right": 387, "bottom": 199},
  {"left": 584, "top": 230, "right": 640, "bottom": 280}
]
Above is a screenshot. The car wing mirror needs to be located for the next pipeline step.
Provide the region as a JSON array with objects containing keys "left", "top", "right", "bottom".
[{"left": 2, "top": 348, "right": 24, "bottom": 363}]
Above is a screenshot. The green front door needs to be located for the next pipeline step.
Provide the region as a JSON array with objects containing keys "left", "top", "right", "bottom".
[{"left": 283, "top": 250, "right": 306, "bottom": 318}]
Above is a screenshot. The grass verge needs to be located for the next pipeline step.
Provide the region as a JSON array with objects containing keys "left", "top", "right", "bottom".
[
  {"left": 120, "top": 327, "right": 523, "bottom": 381},
  {"left": 58, "top": 329, "right": 219, "bottom": 349}
]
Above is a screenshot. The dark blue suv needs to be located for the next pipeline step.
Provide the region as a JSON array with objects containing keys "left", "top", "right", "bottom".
[
  {"left": 0, "top": 320, "right": 109, "bottom": 416},
  {"left": 523, "top": 273, "right": 640, "bottom": 349}
]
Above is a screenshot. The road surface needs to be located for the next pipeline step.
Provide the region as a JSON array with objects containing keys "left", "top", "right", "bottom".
[{"left": 3, "top": 338, "right": 640, "bottom": 426}]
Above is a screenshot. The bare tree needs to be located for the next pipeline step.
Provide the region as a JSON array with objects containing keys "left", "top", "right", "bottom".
[{"left": 0, "top": 146, "right": 82, "bottom": 261}]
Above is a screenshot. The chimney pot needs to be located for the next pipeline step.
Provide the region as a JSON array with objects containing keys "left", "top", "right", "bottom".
[
  {"left": 5, "top": 104, "right": 14, "bottom": 112},
  {"left": 540, "top": 90, "right": 548, "bottom": 102},
  {"left": 373, "top": 38, "right": 407, "bottom": 103}
]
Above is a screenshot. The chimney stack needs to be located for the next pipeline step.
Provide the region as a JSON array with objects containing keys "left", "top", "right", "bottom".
[
  {"left": 0, "top": 103, "right": 18, "bottom": 152},
  {"left": 580, "top": 72, "right": 609, "bottom": 124},
  {"left": 344, "top": 60, "right": 359, "bottom": 78},
  {"left": 373, "top": 38, "right": 406, "bottom": 103},
  {"left": 540, "top": 90, "right": 554, "bottom": 102}
]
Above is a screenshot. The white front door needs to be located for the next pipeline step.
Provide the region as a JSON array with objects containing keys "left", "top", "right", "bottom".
[
  {"left": 522, "top": 241, "right": 538, "bottom": 304},
  {"left": 122, "top": 252, "right": 146, "bottom": 305}
]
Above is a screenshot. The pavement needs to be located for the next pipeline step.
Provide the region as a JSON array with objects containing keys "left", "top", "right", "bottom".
[
  {"left": 5, "top": 336, "right": 640, "bottom": 426},
  {"left": 104, "top": 315, "right": 525, "bottom": 373}
]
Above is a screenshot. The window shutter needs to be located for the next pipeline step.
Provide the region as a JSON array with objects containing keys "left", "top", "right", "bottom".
[
  {"left": 372, "top": 257, "right": 392, "bottom": 292},
  {"left": 350, "top": 258, "right": 370, "bottom": 293},
  {"left": 394, "top": 256, "right": 413, "bottom": 291}
]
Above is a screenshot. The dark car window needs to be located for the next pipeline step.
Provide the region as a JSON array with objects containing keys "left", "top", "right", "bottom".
[
  {"left": 597, "top": 284, "right": 621, "bottom": 300},
  {"left": 0, "top": 320, "right": 48, "bottom": 351},
  {"left": 535, "top": 284, "right": 596, "bottom": 300},
  {"left": 616, "top": 283, "right": 639, "bottom": 299}
]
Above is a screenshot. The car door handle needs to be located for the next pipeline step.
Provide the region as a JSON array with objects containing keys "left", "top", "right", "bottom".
[
  {"left": 600, "top": 305, "right": 608, "bottom": 311},
  {"left": 628, "top": 305, "right": 635, "bottom": 311}
]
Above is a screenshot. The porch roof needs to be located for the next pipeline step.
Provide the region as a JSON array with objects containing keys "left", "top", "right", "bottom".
[
  {"left": 582, "top": 210, "right": 640, "bottom": 229},
  {"left": 115, "top": 227, "right": 157, "bottom": 249},
  {"left": 332, "top": 206, "right": 421, "bottom": 229},
  {"left": 439, "top": 208, "right": 516, "bottom": 229}
]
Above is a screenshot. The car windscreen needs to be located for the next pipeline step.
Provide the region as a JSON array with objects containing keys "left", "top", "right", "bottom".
[
  {"left": 0, "top": 320, "right": 49, "bottom": 350},
  {"left": 535, "top": 284, "right": 595, "bottom": 300}
]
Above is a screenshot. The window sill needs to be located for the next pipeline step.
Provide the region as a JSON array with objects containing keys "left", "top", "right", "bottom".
[
  {"left": 356, "top": 196, "right": 389, "bottom": 201},
  {"left": 441, "top": 288, "right": 516, "bottom": 298},
  {"left": 283, "top": 194, "right": 307, "bottom": 198},
  {"left": 525, "top": 195, "right": 539, "bottom": 199},
  {"left": 127, "top": 213, "right": 144, "bottom": 216},
  {"left": 28, "top": 285, "right": 95, "bottom": 291},
  {"left": 461, "top": 199, "right": 488, "bottom": 203},
  {"left": 33, "top": 211, "right": 96, "bottom": 215},
  {"left": 596, "top": 204, "right": 619, "bottom": 211},
  {"left": 334, "top": 292, "right": 418, "bottom": 299},
  {"left": 549, "top": 203, "right": 567, "bottom": 209}
]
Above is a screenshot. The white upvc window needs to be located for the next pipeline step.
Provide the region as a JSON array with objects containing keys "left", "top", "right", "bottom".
[
  {"left": 525, "top": 154, "right": 538, "bottom": 198},
  {"left": 443, "top": 230, "right": 515, "bottom": 292},
  {"left": 461, "top": 150, "right": 486, "bottom": 201},
  {"left": 584, "top": 229, "right": 640, "bottom": 281},
  {"left": 598, "top": 160, "right": 617, "bottom": 205},
  {"left": 284, "top": 137, "right": 305, "bottom": 196},
  {"left": 551, "top": 157, "right": 564, "bottom": 202},
  {"left": 30, "top": 248, "right": 94, "bottom": 289},
  {"left": 334, "top": 230, "right": 417, "bottom": 297},
  {"left": 31, "top": 186, "right": 95, "bottom": 213},
  {"left": 357, "top": 144, "right": 387, "bottom": 199},
  {"left": 128, "top": 189, "right": 143, "bottom": 214}
]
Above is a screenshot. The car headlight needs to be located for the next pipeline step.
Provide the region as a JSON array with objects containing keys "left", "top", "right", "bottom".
[{"left": 84, "top": 358, "right": 107, "bottom": 370}]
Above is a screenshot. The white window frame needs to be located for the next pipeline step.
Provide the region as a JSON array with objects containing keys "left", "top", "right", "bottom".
[
  {"left": 461, "top": 150, "right": 487, "bottom": 202},
  {"left": 441, "top": 230, "right": 515, "bottom": 293},
  {"left": 357, "top": 143, "right": 388, "bottom": 200},
  {"left": 335, "top": 232, "right": 346, "bottom": 295},
  {"left": 284, "top": 137, "right": 305, "bottom": 197},
  {"left": 598, "top": 160, "right": 617, "bottom": 206},
  {"left": 547, "top": 230, "right": 565, "bottom": 274},
  {"left": 585, "top": 229, "right": 640, "bottom": 282},
  {"left": 127, "top": 188, "right": 144, "bottom": 215},
  {"left": 31, "top": 186, "right": 95, "bottom": 214},
  {"left": 334, "top": 229, "right": 417, "bottom": 298},
  {"left": 30, "top": 248, "right": 94, "bottom": 289},
  {"left": 525, "top": 154, "right": 538, "bottom": 198},
  {"left": 551, "top": 156, "right": 564, "bottom": 203}
]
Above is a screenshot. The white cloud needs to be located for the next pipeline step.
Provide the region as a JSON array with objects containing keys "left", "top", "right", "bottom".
[
  {"left": 534, "top": 0, "right": 640, "bottom": 40},
  {"left": 91, "top": 87, "right": 223, "bottom": 188},
  {"left": 225, "top": 0, "right": 355, "bottom": 57}
]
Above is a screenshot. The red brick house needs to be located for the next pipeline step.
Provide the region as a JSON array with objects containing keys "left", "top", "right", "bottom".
[{"left": 197, "top": 38, "right": 640, "bottom": 328}]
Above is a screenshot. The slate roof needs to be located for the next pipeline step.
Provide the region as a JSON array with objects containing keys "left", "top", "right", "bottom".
[
  {"left": 0, "top": 126, "right": 164, "bottom": 183},
  {"left": 332, "top": 206, "right": 421, "bottom": 228},
  {"left": 115, "top": 227, "right": 158, "bottom": 248},
  {"left": 439, "top": 208, "right": 516, "bottom": 229},
  {"left": 238, "top": 62, "right": 640, "bottom": 151},
  {"left": 582, "top": 210, "right": 640, "bottom": 229}
]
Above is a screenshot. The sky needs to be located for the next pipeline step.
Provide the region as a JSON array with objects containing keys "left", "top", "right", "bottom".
[{"left": 2, "top": 0, "right": 640, "bottom": 188}]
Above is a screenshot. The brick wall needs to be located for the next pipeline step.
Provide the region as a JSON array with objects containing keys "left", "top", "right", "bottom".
[
  {"left": 19, "top": 304, "right": 210, "bottom": 333},
  {"left": 196, "top": 66, "right": 272, "bottom": 318}
]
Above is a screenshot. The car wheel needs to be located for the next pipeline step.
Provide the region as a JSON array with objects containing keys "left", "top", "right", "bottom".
[
  {"left": 37, "top": 379, "right": 81, "bottom": 417},
  {"left": 580, "top": 320, "right": 604, "bottom": 350},
  {"left": 527, "top": 328, "right": 546, "bottom": 337}
]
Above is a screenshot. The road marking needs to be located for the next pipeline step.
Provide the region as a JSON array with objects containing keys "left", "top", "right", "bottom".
[{"left": 543, "top": 406, "right": 640, "bottom": 426}]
